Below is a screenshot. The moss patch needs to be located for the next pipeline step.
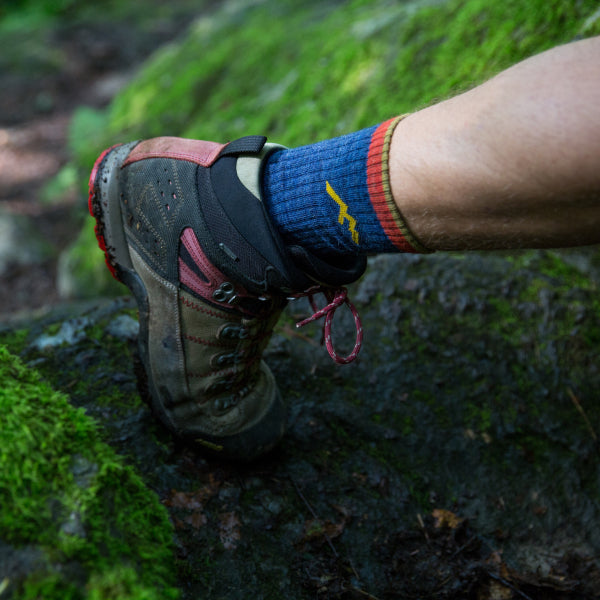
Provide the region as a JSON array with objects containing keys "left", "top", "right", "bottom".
[
  {"left": 65, "top": 0, "right": 600, "bottom": 298},
  {"left": 0, "top": 345, "right": 178, "bottom": 599},
  {"left": 99, "top": 0, "right": 598, "bottom": 146}
]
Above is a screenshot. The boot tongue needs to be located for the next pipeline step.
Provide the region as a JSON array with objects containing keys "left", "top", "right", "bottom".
[{"left": 236, "top": 142, "right": 286, "bottom": 200}]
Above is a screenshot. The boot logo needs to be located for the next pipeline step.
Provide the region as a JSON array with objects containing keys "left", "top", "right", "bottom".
[{"left": 326, "top": 181, "right": 359, "bottom": 245}]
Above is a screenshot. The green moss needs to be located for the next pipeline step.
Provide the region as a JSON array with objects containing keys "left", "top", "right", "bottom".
[
  {"left": 68, "top": 107, "right": 111, "bottom": 193},
  {"left": 20, "top": 574, "right": 81, "bottom": 600},
  {"left": 0, "top": 345, "right": 178, "bottom": 598},
  {"left": 87, "top": 566, "right": 172, "bottom": 600},
  {"left": 0, "top": 327, "right": 29, "bottom": 355},
  {"left": 68, "top": 0, "right": 599, "bottom": 297},
  {"left": 97, "top": 0, "right": 598, "bottom": 149},
  {"left": 395, "top": 0, "right": 596, "bottom": 104},
  {"left": 40, "top": 164, "right": 78, "bottom": 205},
  {"left": 0, "top": 305, "right": 147, "bottom": 424},
  {"left": 465, "top": 401, "right": 493, "bottom": 432}
]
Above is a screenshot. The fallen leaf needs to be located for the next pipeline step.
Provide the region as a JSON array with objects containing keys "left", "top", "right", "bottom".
[
  {"left": 184, "top": 511, "right": 207, "bottom": 529},
  {"left": 331, "top": 504, "right": 352, "bottom": 519},
  {"left": 163, "top": 484, "right": 220, "bottom": 510},
  {"left": 219, "top": 511, "right": 241, "bottom": 550},
  {"left": 432, "top": 508, "right": 464, "bottom": 530},
  {"left": 352, "top": 472, "right": 367, "bottom": 484},
  {"left": 165, "top": 490, "right": 204, "bottom": 510},
  {"left": 302, "top": 518, "right": 345, "bottom": 542},
  {"left": 464, "top": 428, "right": 477, "bottom": 440},
  {"left": 487, "top": 579, "right": 513, "bottom": 600}
]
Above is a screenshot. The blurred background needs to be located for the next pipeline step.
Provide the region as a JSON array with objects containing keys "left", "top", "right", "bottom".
[
  {"left": 0, "top": 0, "right": 211, "bottom": 317},
  {"left": 1, "top": 0, "right": 598, "bottom": 320}
]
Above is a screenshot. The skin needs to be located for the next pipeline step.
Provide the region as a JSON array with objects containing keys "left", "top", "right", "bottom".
[{"left": 389, "top": 36, "right": 600, "bottom": 251}]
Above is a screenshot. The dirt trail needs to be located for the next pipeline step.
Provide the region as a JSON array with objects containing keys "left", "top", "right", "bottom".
[{"left": 0, "top": 17, "right": 196, "bottom": 316}]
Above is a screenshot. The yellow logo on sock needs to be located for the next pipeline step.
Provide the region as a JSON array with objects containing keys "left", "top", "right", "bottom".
[{"left": 326, "top": 181, "right": 359, "bottom": 245}]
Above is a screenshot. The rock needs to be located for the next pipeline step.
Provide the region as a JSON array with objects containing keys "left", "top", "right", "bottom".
[
  {"left": 105, "top": 314, "right": 139, "bottom": 340},
  {"left": 56, "top": 222, "right": 123, "bottom": 300},
  {"left": 3, "top": 245, "right": 600, "bottom": 600},
  {"left": 0, "top": 343, "right": 177, "bottom": 599},
  {"left": 29, "top": 317, "right": 91, "bottom": 351},
  {"left": 0, "top": 542, "right": 46, "bottom": 597},
  {"left": 0, "top": 208, "right": 53, "bottom": 276}
]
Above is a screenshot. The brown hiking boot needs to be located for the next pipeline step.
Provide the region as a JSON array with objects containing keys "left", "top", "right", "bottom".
[{"left": 88, "top": 135, "right": 366, "bottom": 460}]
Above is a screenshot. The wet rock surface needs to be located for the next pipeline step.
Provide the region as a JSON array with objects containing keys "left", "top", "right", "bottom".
[{"left": 3, "top": 248, "right": 600, "bottom": 598}]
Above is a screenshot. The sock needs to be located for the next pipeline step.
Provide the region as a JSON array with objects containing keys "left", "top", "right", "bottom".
[{"left": 261, "top": 115, "right": 429, "bottom": 257}]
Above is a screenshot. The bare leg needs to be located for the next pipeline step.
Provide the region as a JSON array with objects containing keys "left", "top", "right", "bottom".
[{"left": 390, "top": 36, "right": 600, "bottom": 251}]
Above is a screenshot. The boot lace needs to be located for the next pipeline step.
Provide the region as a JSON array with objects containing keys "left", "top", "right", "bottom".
[{"left": 295, "top": 287, "right": 363, "bottom": 365}]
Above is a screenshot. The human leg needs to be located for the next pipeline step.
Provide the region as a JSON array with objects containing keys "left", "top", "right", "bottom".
[
  {"left": 258, "top": 37, "right": 600, "bottom": 258},
  {"left": 389, "top": 36, "right": 600, "bottom": 250}
]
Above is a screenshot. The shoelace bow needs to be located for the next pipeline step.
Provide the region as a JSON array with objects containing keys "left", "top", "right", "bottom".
[{"left": 295, "top": 287, "right": 363, "bottom": 365}]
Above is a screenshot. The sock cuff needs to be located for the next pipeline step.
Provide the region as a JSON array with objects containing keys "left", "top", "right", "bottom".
[{"left": 366, "top": 115, "right": 431, "bottom": 253}]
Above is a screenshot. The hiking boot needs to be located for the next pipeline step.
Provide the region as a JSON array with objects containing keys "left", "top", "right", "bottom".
[{"left": 88, "top": 135, "right": 366, "bottom": 460}]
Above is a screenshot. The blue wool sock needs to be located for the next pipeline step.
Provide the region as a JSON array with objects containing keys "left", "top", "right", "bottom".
[{"left": 261, "top": 117, "right": 428, "bottom": 257}]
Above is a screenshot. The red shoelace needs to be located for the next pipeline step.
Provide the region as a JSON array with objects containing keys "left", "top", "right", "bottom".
[{"left": 295, "top": 287, "right": 363, "bottom": 365}]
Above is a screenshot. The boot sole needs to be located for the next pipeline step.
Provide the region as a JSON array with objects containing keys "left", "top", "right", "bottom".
[{"left": 88, "top": 143, "right": 173, "bottom": 431}]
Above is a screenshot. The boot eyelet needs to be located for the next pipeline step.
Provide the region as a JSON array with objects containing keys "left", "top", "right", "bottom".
[
  {"left": 219, "top": 324, "right": 248, "bottom": 340},
  {"left": 213, "top": 281, "right": 237, "bottom": 303},
  {"left": 211, "top": 352, "right": 241, "bottom": 368}
]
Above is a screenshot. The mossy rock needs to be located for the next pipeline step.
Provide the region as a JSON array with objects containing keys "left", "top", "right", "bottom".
[
  {"left": 101, "top": 0, "right": 600, "bottom": 145},
  {"left": 0, "top": 343, "right": 178, "bottom": 599},
  {"left": 57, "top": 220, "right": 123, "bottom": 300},
  {"left": 65, "top": 0, "right": 600, "bottom": 299},
  {"left": 2, "top": 246, "right": 600, "bottom": 598}
]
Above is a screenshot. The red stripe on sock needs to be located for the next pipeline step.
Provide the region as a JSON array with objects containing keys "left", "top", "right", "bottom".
[{"left": 367, "top": 118, "right": 418, "bottom": 253}]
